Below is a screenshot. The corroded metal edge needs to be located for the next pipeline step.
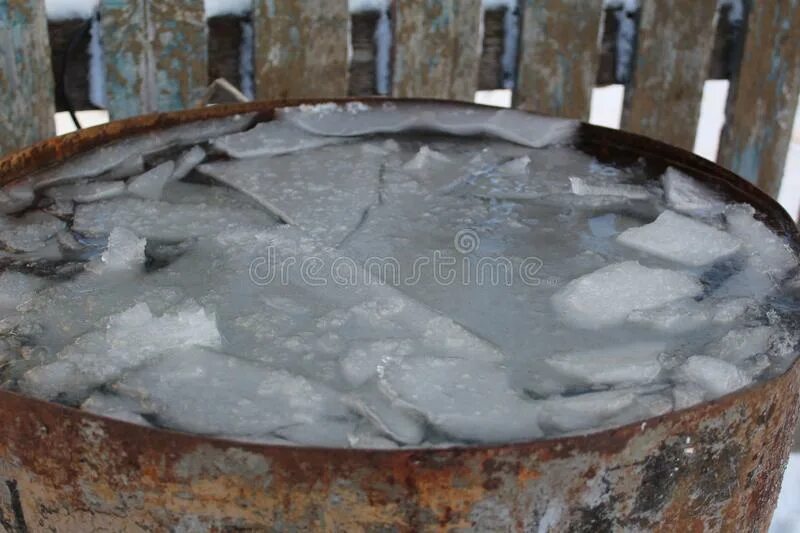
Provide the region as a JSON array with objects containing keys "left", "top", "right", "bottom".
[{"left": 0, "top": 98, "right": 796, "bottom": 531}]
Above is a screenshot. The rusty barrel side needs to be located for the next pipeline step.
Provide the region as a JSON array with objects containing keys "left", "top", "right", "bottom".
[{"left": 0, "top": 99, "right": 796, "bottom": 532}]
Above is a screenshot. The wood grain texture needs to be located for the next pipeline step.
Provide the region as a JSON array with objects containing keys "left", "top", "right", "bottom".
[
  {"left": 621, "top": 0, "right": 717, "bottom": 150},
  {"left": 718, "top": 0, "right": 800, "bottom": 198},
  {"left": 514, "top": 0, "right": 603, "bottom": 119},
  {"left": 392, "top": 0, "right": 482, "bottom": 100},
  {"left": 252, "top": 0, "right": 349, "bottom": 100},
  {"left": 100, "top": 0, "right": 207, "bottom": 119},
  {"left": 0, "top": 0, "right": 55, "bottom": 155}
]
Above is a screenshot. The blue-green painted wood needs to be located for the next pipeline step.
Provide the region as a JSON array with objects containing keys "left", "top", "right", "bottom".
[
  {"left": 718, "top": 0, "right": 800, "bottom": 198},
  {"left": 0, "top": 0, "right": 54, "bottom": 156},
  {"left": 100, "top": 0, "right": 207, "bottom": 120}
]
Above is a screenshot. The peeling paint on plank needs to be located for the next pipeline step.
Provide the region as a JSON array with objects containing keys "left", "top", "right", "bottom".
[
  {"left": 0, "top": 0, "right": 55, "bottom": 157},
  {"left": 100, "top": 0, "right": 207, "bottom": 120},
  {"left": 514, "top": 0, "right": 603, "bottom": 120},
  {"left": 718, "top": 0, "right": 800, "bottom": 198},
  {"left": 252, "top": 0, "right": 349, "bottom": 100},
  {"left": 621, "top": 0, "right": 718, "bottom": 151},
  {"left": 392, "top": 0, "right": 482, "bottom": 101}
]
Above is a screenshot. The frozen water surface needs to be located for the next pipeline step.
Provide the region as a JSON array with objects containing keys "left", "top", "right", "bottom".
[{"left": 0, "top": 102, "right": 797, "bottom": 448}]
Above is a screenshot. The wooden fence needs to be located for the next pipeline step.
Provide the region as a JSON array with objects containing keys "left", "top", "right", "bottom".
[{"left": 1, "top": 0, "right": 799, "bottom": 198}]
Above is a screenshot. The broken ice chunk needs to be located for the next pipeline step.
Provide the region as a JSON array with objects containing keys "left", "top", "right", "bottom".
[
  {"left": 539, "top": 389, "right": 639, "bottom": 433},
  {"left": 552, "top": 261, "right": 703, "bottom": 329},
  {"left": 676, "top": 355, "right": 750, "bottom": 398},
  {"left": 127, "top": 161, "right": 175, "bottom": 200},
  {"left": 115, "top": 346, "right": 348, "bottom": 439},
  {"left": 0, "top": 183, "right": 35, "bottom": 214},
  {"left": 81, "top": 392, "right": 152, "bottom": 426},
  {"left": 43, "top": 181, "right": 126, "bottom": 203},
  {"left": 279, "top": 102, "right": 577, "bottom": 148},
  {"left": 545, "top": 341, "right": 665, "bottom": 386},
  {"left": 379, "top": 357, "right": 542, "bottom": 443},
  {"left": 496, "top": 155, "right": 530, "bottom": 175},
  {"left": 211, "top": 121, "right": 345, "bottom": 158},
  {"left": 273, "top": 419, "right": 355, "bottom": 447},
  {"left": 86, "top": 227, "right": 146, "bottom": 274},
  {"left": 569, "top": 177, "right": 650, "bottom": 200},
  {"left": 73, "top": 197, "right": 275, "bottom": 240},
  {"left": 342, "top": 388, "right": 425, "bottom": 445},
  {"left": 672, "top": 383, "right": 706, "bottom": 410},
  {"left": 707, "top": 326, "right": 772, "bottom": 362},
  {"left": 710, "top": 297, "right": 753, "bottom": 324},
  {"left": 20, "top": 301, "right": 221, "bottom": 401},
  {"left": 170, "top": 145, "right": 206, "bottom": 181},
  {"left": 402, "top": 146, "right": 451, "bottom": 170},
  {"left": 661, "top": 167, "right": 726, "bottom": 217},
  {"left": 617, "top": 211, "right": 741, "bottom": 267},
  {"left": 627, "top": 299, "right": 711, "bottom": 333},
  {"left": 0, "top": 271, "right": 47, "bottom": 313},
  {"left": 339, "top": 339, "right": 414, "bottom": 387},
  {"left": 0, "top": 211, "right": 66, "bottom": 252}
]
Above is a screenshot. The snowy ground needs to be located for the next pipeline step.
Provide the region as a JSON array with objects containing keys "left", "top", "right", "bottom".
[{"left": 53, "top": 84, "right": 800, "bottom": 529}]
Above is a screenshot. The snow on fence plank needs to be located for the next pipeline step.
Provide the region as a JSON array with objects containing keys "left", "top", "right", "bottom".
[
  {"left": 252, "top": 0, "right": 349, "bottom": 100},
  {"left": 514, "top": 0, "right": 603, "bottom": 120},
  {"left": 0, "top": 0, "right": 55, "bottom": 155},
  {"left": 621, "top": 0, "right": 718, "bottom": 151},
  {"left": 718, "top": 0, "right": 800, "bottom": 198},
  {"left": 392, "top": 0, "right": 483, "bottom": 101},
  {"left": 99, "top": 0, "right": 207, "bottom": 119}
]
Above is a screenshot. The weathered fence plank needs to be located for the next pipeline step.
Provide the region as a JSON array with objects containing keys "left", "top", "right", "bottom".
[
  {"left": 514, "top": 0, "right": 602, "bottom": 119},
  {"left": 392, "top": 0, "right": 482, "bottom": 100},
  {"left": 718, "top": 0, "right": 800, "bottom": 197},
  {"left": 621, "top": 0, "right": 718, "bottom": 151},
  {"left": 252, "top": 0, "right": 349, "bottom": 100},
  {"left": 0, "top": 0, "right": 55, "bottom": 155},
  {"left": 100, "top": 0, "right": 207, "bottom": 119}
]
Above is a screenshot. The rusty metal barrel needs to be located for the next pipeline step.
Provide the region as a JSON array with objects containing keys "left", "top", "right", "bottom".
[{"left": 0, "top": 99, "right": 797, "bottom": 532}]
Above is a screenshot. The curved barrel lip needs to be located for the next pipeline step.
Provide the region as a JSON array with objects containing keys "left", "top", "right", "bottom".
[{"left": 0, "top": 97, "right": 797, "bottom": 456}]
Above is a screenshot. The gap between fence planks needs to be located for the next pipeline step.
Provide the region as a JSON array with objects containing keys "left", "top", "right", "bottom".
[
  {"left": 0, "top": 0, "right": 54, "bottom": 156},
  {"left": 252, "top": 0, "right": 350, "bottom": 100},
  {"left": 514, "top": 0, "right": 603, "bottom": 120},
  {"left": 100, "top": 0, "right": 207, "bottom": 120},
  {"left": 718, "top": 0, "right": 800, "bottom": 198},
  {"left": 392, "top": 0, "right": 483, "bottom": 101},
  {"left": 621, "top": 0, "right": 718, "bottom": 151}
]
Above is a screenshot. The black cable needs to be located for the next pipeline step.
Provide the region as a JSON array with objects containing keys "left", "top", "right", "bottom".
[{"left": 59, "top": 16, "right": 93, "bottom": 130}]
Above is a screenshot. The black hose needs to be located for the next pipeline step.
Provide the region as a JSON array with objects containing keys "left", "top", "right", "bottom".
[{"left": 58, "top": 16, "right": 93, "bottom": 130}]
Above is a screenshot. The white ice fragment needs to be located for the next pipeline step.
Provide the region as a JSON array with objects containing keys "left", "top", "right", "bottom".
[
  {"left": 676, "top": 355, "right": 751, "bottom": 398},
  {"left": 0, "top": 183, "right": 35, "bottom": 214},
  {"left": 21, "top": 301, "right": 221, "bottom": 400},
  {"left": 707, "top": 326, "right": 772, "bottom": 362},
  {"left": 661, "top": 167, "right": 726, "bottom": 217},
  {"left": 379, "top": 357, "right": 542, "bottom": 443},
  {"left": 0, "top": 211, "right": 66, "bottom": 252},
  {"left": 343, "top": 389, "right": 425, "bottom": 445},
  {"left": 545, "top": 341, "right": 664, "bottom": 386},
  {"left": 211, "top": 121, "right": 345, "bottom": 158},
  {"left": 170, "top": 145, "right": 206, "bottom": 181},
  {"left": 273, "top": 420, "right": 355, "bottom": 447},
  {"left": 496, "top": 155, "right": 530, "bottom": 175},
  {"left": 127, "top": 162, "right": 175, "bottom": 200},
  {"left": 710, "top": 297, "right": 753, "bottom": 324},
  {"left": 73, "top": 197, "right": 273, "bottom": 240},
  {"left": 617, "top": 211, "right": 741, "bottom": 267},
  {"left": 672, "top": 383, "right": 707, "bottom": 410},
  {"left": 627, "top": 299, "right": 711, "bottom": 333},
  {"left": 279, "top": 102, "right": 577, "bottom": 148},
  {"left": 81, "top": 392, "right": 152, "bottom": 426},
  {"left": 539, "top": 389, "right": 638, "bottom": 433},
  {"left": 0, "top": 271, "right": 46, "bottom": 313},
  {"left": 340, "top": 339, "right": 413, "bottom": 387},
  {"left": 402, "top": 146, "right": 451, "bottom": 170},
  {"left": 569, "top": 176, "right": 650, "bottom": 200},
  {"left": 44, "top": 181, "right": 126, "bottom": 203},
  {"left": 116, "top": 347, "right": 348, "bottom": 439},
  {"left": 87, "top": 227, "right": 146, "bottom": 274},
  {"left": 552, "top": 261, "right": 703, "bottom": 329}
]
